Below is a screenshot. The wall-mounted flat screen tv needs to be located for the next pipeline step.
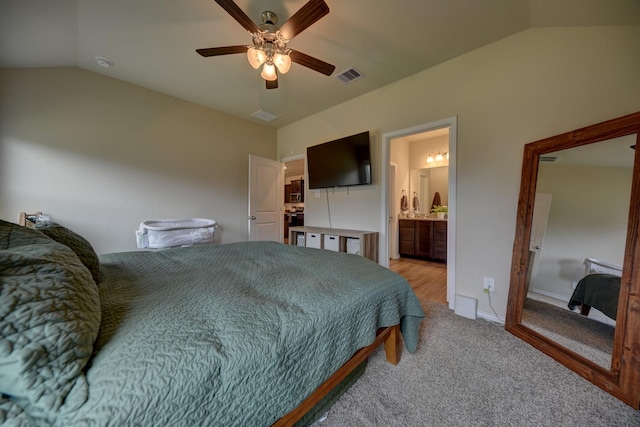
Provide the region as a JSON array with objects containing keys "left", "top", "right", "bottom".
[{"left": 307, "top": 131, "right": 372, "bottom": 189}]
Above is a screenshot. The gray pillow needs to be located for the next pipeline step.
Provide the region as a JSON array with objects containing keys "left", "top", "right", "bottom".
[
  {"left": 0, "top": 220, "right": 101, "bottom": 423},
  {"left": 35, "top": 220, "right": 100, "bottom": 284}
]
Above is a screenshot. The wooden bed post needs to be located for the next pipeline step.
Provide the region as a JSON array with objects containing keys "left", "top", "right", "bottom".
[
  {"left": 384, "top": 324, "right": 400, "bottom": 365},
  {"left": 18, "top": 212, "right": 42, "bottom": 228}
]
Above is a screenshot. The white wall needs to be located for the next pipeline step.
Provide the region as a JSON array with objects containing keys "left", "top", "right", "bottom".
[
  {"left": 277, "top": 26, "right": 640, "bottom": 318},
  {"left": 0, "top": 67, "right": 277, "bottom": 253},
  {"left": 409, "top": 135, "right": 449, "bottom": 170}
]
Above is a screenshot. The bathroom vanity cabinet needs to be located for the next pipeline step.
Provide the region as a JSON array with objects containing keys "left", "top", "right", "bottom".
[{"left": 399, "top": 219, "right": 447, "bottom": 262}]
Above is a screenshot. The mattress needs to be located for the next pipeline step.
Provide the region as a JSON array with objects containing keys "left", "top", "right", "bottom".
[{"left": 45, "top": 241, "right": 424, "bottom": 426}]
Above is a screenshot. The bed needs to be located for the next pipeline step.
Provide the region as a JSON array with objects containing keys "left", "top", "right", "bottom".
[
  {"left": 568, "top": 273, "right": 621, "bottom": 320},
  {"left": 0, "top": 216, "right": 424, "bottom": 426},
  {"left": 567, "top": 258, "right": 623, "bottom": 321}
]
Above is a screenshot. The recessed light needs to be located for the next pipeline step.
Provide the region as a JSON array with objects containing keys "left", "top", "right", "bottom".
[{"left": 95, "top": 57, "right": 113, "bottom": 68}]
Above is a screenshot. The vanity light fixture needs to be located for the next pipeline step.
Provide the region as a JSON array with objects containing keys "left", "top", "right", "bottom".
[{"left": 427, "top": 151, "right": 449, "bottom": 163}]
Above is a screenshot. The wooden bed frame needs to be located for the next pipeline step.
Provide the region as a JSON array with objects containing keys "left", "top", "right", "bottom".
[
  {"left": 274, "top": 324, "right": 400, "bottom": 426},
  {"left": 17, "top": 212, "right": 403, "bottom": 426},
  {"left": 18, "top": 211, "right": 41, "bottom": 229}
]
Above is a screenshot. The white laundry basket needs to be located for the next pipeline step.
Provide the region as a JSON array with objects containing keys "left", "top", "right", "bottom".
[{"left": 136, "top": 218, "right": 217, "bottom": 249}]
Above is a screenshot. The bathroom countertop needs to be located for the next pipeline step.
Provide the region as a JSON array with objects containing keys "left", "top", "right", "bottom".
[{"left": 400, "top": 216, "right": 447, "bottom": 221}]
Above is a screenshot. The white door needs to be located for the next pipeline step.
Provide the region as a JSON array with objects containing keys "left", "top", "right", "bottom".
[
  {"left": 527, "top": 193, "right": 553, "bottom": 291},
  {"left": 248, "top": 155, "right": 284, "bottom": 242}
]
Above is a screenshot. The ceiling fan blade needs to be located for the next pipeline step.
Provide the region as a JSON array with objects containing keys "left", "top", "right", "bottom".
[
  {"left": 266, "top": 78, "right": 278, "bottom": 90},
  {"left": 196, "top": 45, "right": 247, "bottom": 57},
  {"left": 214, "top": 0, "right": 259, "bottom": 33},
  {"left": 289, "top": 50, "right": 335, "bottom": 76},
  {"left": 279, "top": 0, "right": 329, "bottom": 40}
]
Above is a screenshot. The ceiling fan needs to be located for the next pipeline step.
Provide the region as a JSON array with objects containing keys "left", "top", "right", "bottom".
[{"left": 196, "top": 0, "right": 336, "bottom": 89}]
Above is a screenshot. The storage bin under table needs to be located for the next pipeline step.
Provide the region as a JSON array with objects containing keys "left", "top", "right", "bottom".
[
  {"left": 288, "top": 226, "right": 379, "bottom": 263},
  {"left": 306, "top": 232, "right": 321, "bottom": 249},
  {"left": 323, "top": 234, "right": 340, "bottom": 252}
]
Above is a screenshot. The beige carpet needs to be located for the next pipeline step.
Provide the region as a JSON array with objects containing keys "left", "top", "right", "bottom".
[
  {"left": 522, "top": 298, "right": 614, "bottom": 368},
  {"left": 311, "top": 299, "right": 639, "bottom": 426}
]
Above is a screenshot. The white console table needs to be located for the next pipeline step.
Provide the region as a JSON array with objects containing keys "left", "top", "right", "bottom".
[{"left": 288, "top": 226, "right": 379, "bottom": 263}]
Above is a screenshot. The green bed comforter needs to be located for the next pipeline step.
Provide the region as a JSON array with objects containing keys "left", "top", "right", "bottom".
[
  {"left": 52, "top": 241, "right": 424, "bottom": 426},
  {"left": 568, "top": 273, "right": 621, "bottom": 320}
]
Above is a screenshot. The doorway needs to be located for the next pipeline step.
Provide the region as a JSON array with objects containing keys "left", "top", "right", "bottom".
[
  {"left": 282, "top": 156, "right": 305, "bottom": 244},
  {"left": 381, "top": 117, "right": 457, "bottom": 309},
  {"left": 248, "top": 155, "right": 284, "bottom": 242}
]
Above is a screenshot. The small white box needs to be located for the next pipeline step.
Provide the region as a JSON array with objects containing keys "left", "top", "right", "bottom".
[
  {"left": 346, "top": 238, "right": 360, "bottom": 255},
  {"left": 306, "top": 233, "right": 321, "bottom": 249},
  {"left": 454, "top": 294, "right": 477, "bottom": 320},
  {"left": 323, "top": 234, "right": 339, "bottom": 251}
]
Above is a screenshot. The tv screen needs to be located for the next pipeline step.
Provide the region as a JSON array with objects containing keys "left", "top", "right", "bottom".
[{"left": 307, "top": 131, "right": 371, "bottom": 189}]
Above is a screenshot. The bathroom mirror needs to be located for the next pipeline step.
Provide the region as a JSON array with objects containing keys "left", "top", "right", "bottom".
[
  {"left": 505, "top": 112, "right": 640, "bottom": 408},
  {"left": 409, "top": 166, "right": 448, "bottom": 214}
]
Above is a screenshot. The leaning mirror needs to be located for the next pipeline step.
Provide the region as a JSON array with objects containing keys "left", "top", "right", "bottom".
[
  {"left": 505, "top": 112, "right": 640, "bottom": 409},
  {"left": 522, "top": 136, "right": 634, "bottom": 368}
]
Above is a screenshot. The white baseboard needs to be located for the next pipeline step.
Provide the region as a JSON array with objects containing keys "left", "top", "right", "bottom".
[
  {"left": 476, "top": 310, "right": 505, "bottom": 325},
  {"left": 529, "top": 287, "right": 570, "bottom": 302}
]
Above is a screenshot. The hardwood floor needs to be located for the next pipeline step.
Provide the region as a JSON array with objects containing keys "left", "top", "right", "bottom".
[{"left": 389, "top": 257, "right": 447, "bottom": 304}]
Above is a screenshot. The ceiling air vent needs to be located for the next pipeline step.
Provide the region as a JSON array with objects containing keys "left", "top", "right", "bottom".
[
  {"left": 540, "top": 156, "right": 558, "bottom": 163},
  {"left": 251, "top": 109, "right": 280, "bottom": 122},
  {"left": 335, "top": 67, "right": 363, "bottom": 84}
]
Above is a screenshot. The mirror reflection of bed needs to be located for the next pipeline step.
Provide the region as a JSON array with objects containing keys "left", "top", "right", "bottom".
[
  {"left": 520, "top": 136, "right": 633, "bottom": 369},
  {"left": 524, "top": 262, "right": 619, "bottom": 368}
]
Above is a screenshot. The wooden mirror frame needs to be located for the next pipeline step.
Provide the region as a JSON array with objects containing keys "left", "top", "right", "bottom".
[{"left": 505, "top": 111, "right": 640, "bottom": 408}]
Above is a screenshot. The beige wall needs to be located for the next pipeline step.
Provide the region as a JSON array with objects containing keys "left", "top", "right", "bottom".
[
  {"left": 534, "top": 165, "right": 631, "bottom": 300},
  {"left": 277, "top": 26, "right": 640, "bottom": 319},
  {"left": 0, "top": 67, "right": 277, "bottom": 253}
]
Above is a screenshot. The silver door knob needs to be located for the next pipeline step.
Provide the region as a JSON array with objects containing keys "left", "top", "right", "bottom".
[{"left": 249, "top": 216, "right": 256, "bottom": 220}]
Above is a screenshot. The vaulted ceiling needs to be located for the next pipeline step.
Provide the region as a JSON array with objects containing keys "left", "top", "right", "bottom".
[{"left": 1, "top": 0, "right": 638, "bottom": 128}]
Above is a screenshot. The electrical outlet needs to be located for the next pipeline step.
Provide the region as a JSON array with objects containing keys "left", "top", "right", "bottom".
[
  {"left": 315, "top": 189, "right": 321, "bottom": 198},
  {"left": 483, "top": 277, "right": 495, "bottom": 293}
]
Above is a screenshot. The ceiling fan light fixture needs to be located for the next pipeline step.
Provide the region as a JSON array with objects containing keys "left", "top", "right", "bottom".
[
  {"left": 197, "top": 1, "right": 334, "bottom": 88},
  {"left": 247, "top": 47, "right": 266, "bottom": 69},
  {"left": 273, "top": 52, "right": 291, "bottom": 74},
  {"left": 261, "top": 63, "right": 278, "bottom": 81}
]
